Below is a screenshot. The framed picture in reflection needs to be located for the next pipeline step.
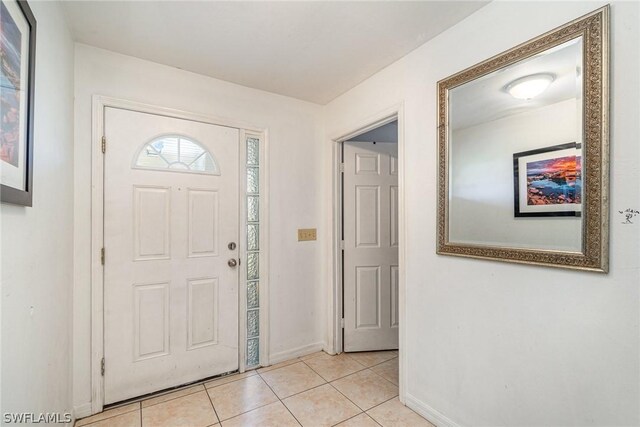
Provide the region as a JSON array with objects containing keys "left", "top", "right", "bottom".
[
  {"left": 1, "top": 0, "right": 36, "bottom": 206},
  {"left": 513, "top": 142, "right": 582, "bottom": 217}
]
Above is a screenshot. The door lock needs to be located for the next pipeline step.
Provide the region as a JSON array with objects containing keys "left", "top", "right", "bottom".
[
  {"left": 228, "top": 258, "right": 238, "bottom": 267},
  {"left": 228, "top": 242, "right": 237, "bottom": 250}
]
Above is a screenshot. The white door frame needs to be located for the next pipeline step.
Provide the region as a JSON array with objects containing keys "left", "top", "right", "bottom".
[
  {"left": 327, "top": 103, "right": 406, "bottom": 402},
  {"left": 90, "top": 95, "right": 270, "bottom": 413}
]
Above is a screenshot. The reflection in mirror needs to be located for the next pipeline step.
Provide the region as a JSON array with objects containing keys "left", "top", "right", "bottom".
[
  {"left": 448, "top": 38, "right": 584, "bottom": 252},
  {"left": 438, "top": 6, "right": 608, "bottom": 271}
]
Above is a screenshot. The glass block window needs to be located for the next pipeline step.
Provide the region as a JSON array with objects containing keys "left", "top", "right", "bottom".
[
  {"left": 134, "top": 135, "right": 220, "bottom": 175},
  {"left": 245, "top": 136, "right": 261, "bottom": 367}
]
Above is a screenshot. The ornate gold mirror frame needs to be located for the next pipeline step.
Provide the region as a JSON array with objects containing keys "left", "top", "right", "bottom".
[{"left": 437, "top": 6, "right": 609, "bottom": 272}]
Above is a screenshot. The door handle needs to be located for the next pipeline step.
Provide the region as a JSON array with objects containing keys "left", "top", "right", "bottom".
[{"left": 228, "top": 258, "right": 238, "bottom": 268}]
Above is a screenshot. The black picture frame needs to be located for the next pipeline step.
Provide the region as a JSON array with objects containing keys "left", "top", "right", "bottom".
[
  {"left": 1, "top": 0, "right": 36, "bottom": 207},
  {"left": 513, "top": 142, "right": 582, "bottom": 218}
]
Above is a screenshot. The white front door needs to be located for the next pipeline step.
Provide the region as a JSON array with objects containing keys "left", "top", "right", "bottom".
[
  {"left": 103, "top": 107, "right": 240, "bottom": 404},
  {"left": 343, "top": 141, "right": 399, "bottom": 352}
]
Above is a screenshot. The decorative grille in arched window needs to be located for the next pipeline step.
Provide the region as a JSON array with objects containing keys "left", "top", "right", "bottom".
[{"left": 134, "top": 135, "right": 220, "bottom": 175}]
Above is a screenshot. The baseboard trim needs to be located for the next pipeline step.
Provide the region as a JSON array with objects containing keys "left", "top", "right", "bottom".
[
  {"left": 73, "top": 402, "right": 93, "bottom": 420},
  {"left": 404, "top": 393, "right": 462, "bottom": 427},
  {"left": 268, "top": 342, "right": 325, "bottom": 365}
]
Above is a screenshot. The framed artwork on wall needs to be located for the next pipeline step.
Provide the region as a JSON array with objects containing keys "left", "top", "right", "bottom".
[
  {"left": 1, "top": 0, "right": 36, "bottom": 206},
  {"left": 513, "top": 142, "right": 582, "bottom": 217}
]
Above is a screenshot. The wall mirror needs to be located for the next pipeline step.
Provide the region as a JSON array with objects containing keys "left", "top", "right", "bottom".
[{"left": 437, "top": 6, "right": 609, "bottom": 272}]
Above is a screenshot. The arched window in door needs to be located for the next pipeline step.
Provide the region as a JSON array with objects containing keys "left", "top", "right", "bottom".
[{"left": 134, "top": 135, "right": 220, "bottom": 175}]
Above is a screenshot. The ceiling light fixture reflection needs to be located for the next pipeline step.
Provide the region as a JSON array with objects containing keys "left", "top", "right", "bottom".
[{"left": 506, "top": 73, "right": 555, "bottom": 100}]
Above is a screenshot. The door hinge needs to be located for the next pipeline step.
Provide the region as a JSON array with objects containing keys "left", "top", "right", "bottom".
[
  {"left": 339, "top": 163, "right": 345, "bottom": 173},
  {"left": 101, "top": 136, "right": 106, "bottom": 154},
  {"left": 340, "top": 240, "right": 345, "bottom": 250},
  {"left": 101, "top": 358, "right": 105, "bottom": 376},
  {"left": 340, "top": 318, "right": 345, "bottom": 328},
  {"left": 100, "top": 247, "right": 105, "bottom": 265}
]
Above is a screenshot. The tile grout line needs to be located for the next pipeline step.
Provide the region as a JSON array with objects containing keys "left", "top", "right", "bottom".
[
  {"left": 330, "top": 411, "right": 383, "bottom": 427},
  {"left": 140, "top": 384, "right": 205, "bottom": 410},
  {"left": 364, "top": 394, "right": 400, "bottom": 424},
  {"left": 76, "top": 404, "right": 141, "bottom": 427},
  {"left": 256, "top": 371, "right": 303, "bottom": 426},
  {"left": 326, "top": 381, "right": 370, "bottom": 415},
  {"left": 204, "top": 385, "right": 222, "bottom": 426},
  {"left": 301, "top": 358, "right": 368, "bottom": 382},
  {"left": 296, "top": 359, "right": 373, "bottom": 424},
  {"left": 302, "top": 357, "right": 398, "bottom": 394}
]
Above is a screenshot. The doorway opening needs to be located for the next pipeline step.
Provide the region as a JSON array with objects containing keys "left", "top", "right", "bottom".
[
  {"left": 330, "top": 107, "right": 404, "bottom": 392},
  {"left": 342, "top": 122, "right": 399, "bottom": 352}
]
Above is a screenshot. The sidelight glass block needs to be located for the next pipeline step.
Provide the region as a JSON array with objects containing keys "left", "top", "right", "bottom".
[
  {"left": 247, "top": 196, "right": 259, "bottom": 222},
  {"left": 247, "top": 281, "right": 259, "bottom": 309},
  {"left": 247, "top": 167, "right": 259, "bottom": 194},
  {"left": 247, "top": 137, "right": 259, "bottom": 166},
  {"left": 247, "top": 309, "right": 259, "bottom": 338},
  {"left": 245, "top": 136, "right": 261, "bottom": 367},
  {"left": 247, "top": 252, "right": 259, "bottom": 280},
  {"left": 247, "top": 338, "right": 259, "bottom": 367},
  {"left": 247, "top": 224, "right": 259, "bottom": 251}
]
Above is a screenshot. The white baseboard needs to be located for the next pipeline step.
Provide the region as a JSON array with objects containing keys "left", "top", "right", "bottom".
[
  {"left": 268, "top": 342, "right": 325, "bottom": 365},
  {"left": 73, "top": 402, "right": 93, "bottom": 420},
  {"left": 404, "top": 393, "right": 462, "bottom": 427}
]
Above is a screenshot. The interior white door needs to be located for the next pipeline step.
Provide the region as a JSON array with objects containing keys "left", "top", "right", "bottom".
[
  {"left": 343, "top": 141, "right": 399, "bottom": 352},
  {"left": 103, "top": 107, "right": 239, "bottom": 404}
]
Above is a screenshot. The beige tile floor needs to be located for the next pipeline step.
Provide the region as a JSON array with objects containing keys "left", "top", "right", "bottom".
[{"left": 75, "top": 351, "right": 434, "bottom": 427}]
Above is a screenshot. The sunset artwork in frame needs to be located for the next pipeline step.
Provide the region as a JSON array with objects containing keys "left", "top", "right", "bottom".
[
  {"left": 513, "top": 142, "right": 582, "bottom": 218},
  {"left": 1, "top": 0, "right": 36, "bottom": 206}
]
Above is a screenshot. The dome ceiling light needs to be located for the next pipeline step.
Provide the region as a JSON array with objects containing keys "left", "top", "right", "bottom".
[{"left": 505, "top": 73, "right": 555, "bottom": 100}]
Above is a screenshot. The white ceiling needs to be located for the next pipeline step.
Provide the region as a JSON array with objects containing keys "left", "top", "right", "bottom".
[
  {"left": 450, "top": 38, "right": 583, "bottom": 130},
  {"left": 62, "top": 1, "right": 488, "bottom": 105}
]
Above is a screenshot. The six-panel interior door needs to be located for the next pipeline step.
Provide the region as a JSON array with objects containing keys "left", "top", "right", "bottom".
[
  {"left": 103, "top": 107, "right": 240, "bottom": 404},
  {"left": 343, "top": 141, "right": 399, "bottom": 352}
]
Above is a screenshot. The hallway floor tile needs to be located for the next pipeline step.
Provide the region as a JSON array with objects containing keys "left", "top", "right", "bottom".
[{"left": 75, "top": 350, "right": 434, "bottom": 427}]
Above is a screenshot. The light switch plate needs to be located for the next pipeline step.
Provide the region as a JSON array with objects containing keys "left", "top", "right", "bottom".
[{"left": 298, "top": 228, "right": 317, "bottom": 241}]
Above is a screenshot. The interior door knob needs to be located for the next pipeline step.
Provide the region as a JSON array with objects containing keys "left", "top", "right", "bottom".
[{"left": 228, "top": 258, "right": 238, "bottom": 268}]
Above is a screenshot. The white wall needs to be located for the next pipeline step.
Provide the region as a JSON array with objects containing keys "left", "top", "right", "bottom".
[
  {"left": 0, "top": 0, "right": 75, "bottom": 420},
  {"left": 73, "top": 45, "right": 326, "bottom": 411},
  {"left": 450, "top": 99, "right": 581, "bottom": 251},
  {"left": 323, "top": 2, "right": 639, "bottom": 426}
]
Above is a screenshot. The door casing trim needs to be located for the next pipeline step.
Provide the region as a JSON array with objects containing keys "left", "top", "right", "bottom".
[
  {"left": 90, "top": 95, "right": 270, "bottom": 413},
  {"left": 326, "top": 102, "right": 406, "bottom": 402}
]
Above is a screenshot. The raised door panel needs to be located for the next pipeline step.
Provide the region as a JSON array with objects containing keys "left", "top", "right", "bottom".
[
  {"left": 390, "top": 186, "right": 399, "bottom": 247},
  {"left": 187, "top": 278, "right": 218, "bottom": 350},
  {"left": 356, "top": 266, "right": 381, "bottom": 329},
  {"left": 133, "top": 283, "right": 170, "bottom": 361},
  {"left": 133, "top": 186, "right": 171, "bottom": 260},
  {"left": 390, "top": 266, "right": 399, "bottom": 328},
  {"left": 356, "top": 185, "right": 380, "bottom": 248},
  {"left": 188, "top": 189, "right": 219, "bottom": 257},
  {"left": 356, "top": 153, "right": 380, "bottom": 175},
  {"left": 390, "top": 155, "right": 398, "bottom": 175}
]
